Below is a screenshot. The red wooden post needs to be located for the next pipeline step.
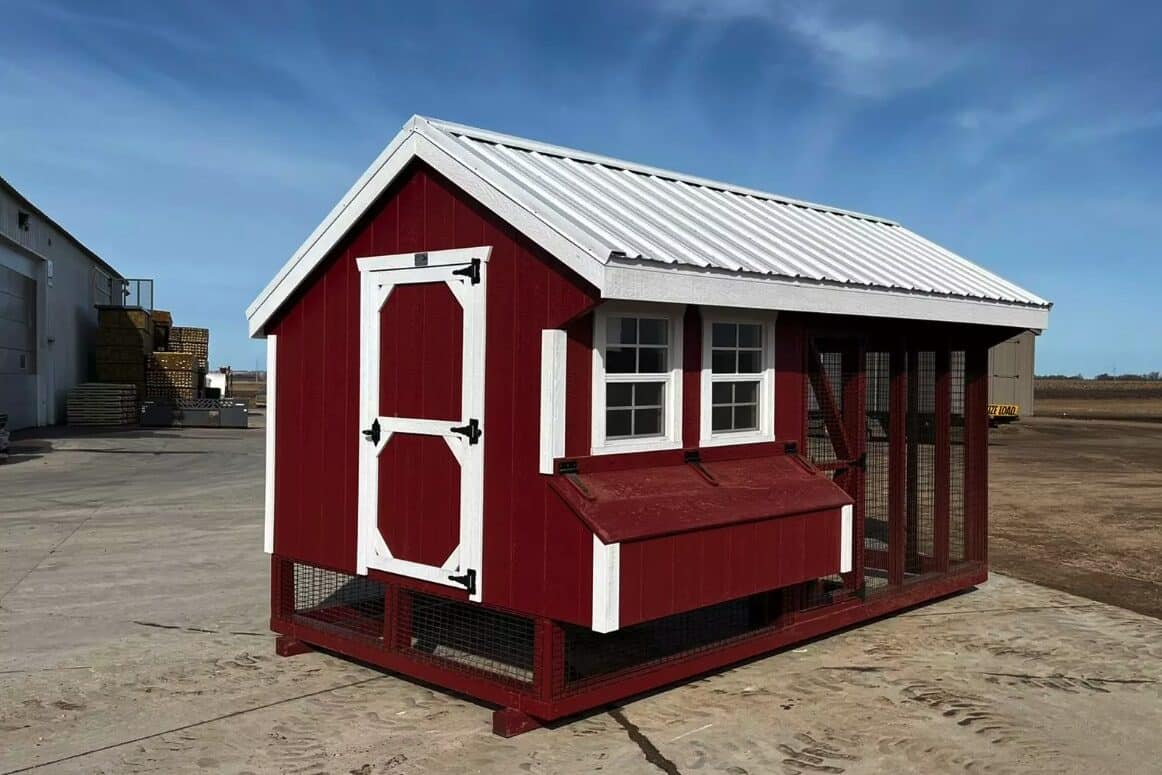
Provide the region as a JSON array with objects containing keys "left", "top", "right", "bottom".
[
  {"left": 964, "top": 345, "right": 989, "bottom": 564},
  {"left": 534, "top": 617, "right": 559, "bottom": 703},
  {"left": 904, "top": 350, "right": 920, "bottom": 575},
  {"left": 933, "top": 349, "right": 951, "bottom": 572},
  {"left": 841, "top": 343, "right": 866, "bottom": 592},
  {"left": 683, "top": 306, "right": 702, "bottom": 449},
  {"left": 888, "top": 343, "right": 907, "bottom": 586}
]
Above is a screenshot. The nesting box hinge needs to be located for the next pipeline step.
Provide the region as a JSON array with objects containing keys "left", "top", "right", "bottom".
[
  {"left": 448, "top": 568, "right": 477, "bottom": 595},
  {"left": 452, "top": 258, "right": 481, "bottom": 285},
  {"left": 450, "top": 418, "right": 482, "bottom": 444}
]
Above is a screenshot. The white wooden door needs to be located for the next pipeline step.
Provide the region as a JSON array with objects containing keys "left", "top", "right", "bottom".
[{"left": 356, "top": 247, "right": 489, "bottom": 602}]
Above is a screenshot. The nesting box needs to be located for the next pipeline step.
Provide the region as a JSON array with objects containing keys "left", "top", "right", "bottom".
[{"left": 247, "top": 117, "right": 1050, "bottom": 736}]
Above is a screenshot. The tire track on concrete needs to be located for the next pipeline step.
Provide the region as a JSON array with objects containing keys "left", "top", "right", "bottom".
[{"left": 0, "top": 675, "right": 390, "bottom": 774}]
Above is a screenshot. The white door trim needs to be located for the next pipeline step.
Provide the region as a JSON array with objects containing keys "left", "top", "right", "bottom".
[{"left": 356, "top": 247, "right": 490, "bottom": 602}]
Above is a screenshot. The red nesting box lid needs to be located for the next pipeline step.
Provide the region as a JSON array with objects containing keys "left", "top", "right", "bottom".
[{"left": 550, "top": 454, "right": 852, "bottom": 544}]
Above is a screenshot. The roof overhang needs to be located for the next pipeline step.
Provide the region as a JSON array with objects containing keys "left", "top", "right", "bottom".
[{"left": 247, "top": 116, "right": 1050, "bottom": 337}]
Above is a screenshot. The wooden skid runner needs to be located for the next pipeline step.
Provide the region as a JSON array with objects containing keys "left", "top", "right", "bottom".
[{"left": 67, "top": 383, "right": 138, "bottom": 426}]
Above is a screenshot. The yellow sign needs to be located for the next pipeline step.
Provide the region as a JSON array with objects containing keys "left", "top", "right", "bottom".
[{"left": 988, "top": 403, "right": 1019, "bottom": 418}]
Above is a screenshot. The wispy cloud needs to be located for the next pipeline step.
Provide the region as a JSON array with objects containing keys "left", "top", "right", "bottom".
[{"left": 651, "top": 0, "right": 967, "bottom": 98}]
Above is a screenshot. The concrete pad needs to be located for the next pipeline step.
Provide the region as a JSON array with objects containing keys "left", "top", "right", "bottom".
[{"left": 1, "top": 423, "right": 1159, "bottom": 774}]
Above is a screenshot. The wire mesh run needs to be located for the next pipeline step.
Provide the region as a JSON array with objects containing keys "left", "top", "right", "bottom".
[
  {"left": 291, "top": 564, "right": 386, "bottom": 641},
  {"left": 806, "top": 351, "right": 844, "bottom": 471},
  {"left": 950, "top": 351, "right": 967, "bottom": 563},
  {"left": 403, "top": 591, "right": 536, "bottom": 687},
  {"left": 864, "top": 351, "right": 891, "bottom": 593},
  {"left": 906, "top": 352, "right": 937, "bottom": 576},
  {"left": 558, "top": 591, "right": 783, "bottom": 694}
]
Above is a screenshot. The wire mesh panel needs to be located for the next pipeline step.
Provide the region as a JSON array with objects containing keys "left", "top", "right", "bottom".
[
  {"left": 906, "top": 352, "right": 937, "bottom": 576},
  {"left": 558, "top": 591, "right": 782, "bottom": 694},
  {"left": 864, "top": 351, "right": 891, "bottom": 592},
  {"left": 404, "top": 590, "right": 536, "bottom": 687},
  {"left": 291, "top": 564, "right": 386, "bottom": 641},
  {"left": 950, "top": 351, "right": 967, "bottom": 563},
  {"left": 806, "top": 351, "right": 844, "bottom": 470}
]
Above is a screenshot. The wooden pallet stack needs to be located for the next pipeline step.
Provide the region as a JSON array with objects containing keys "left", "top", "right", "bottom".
[
  {"left": 67, "top": 383, "right": 138, "bottom": 426},
  {"left": 169, "top": 326, "right": 209, "bottom": 370},
  {"left": 95, "top": 307, "right": 153, "bottom": 398},
  {"left": 146, "top": 351, "right": 199, "bottom": 403}
]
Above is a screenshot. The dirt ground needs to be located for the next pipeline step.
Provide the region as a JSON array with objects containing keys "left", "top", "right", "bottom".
[
  {"left": 2, "top": 420, "right": 1161, "bottom": 774},
  {"left": 1034, "top": 379, "right": 1162, "bottom": 422},
  {"left": 990, "top": 417, "right": 1162, "bottom": 619}
]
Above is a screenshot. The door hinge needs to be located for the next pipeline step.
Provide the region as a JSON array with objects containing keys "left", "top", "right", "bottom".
[
  {"left": 450, "top": 418, "right": 482, "bottom": 444},
  {"left": 448, "top": 568, "right": 476, "bottom": 595},
  {"left": 451, "top": 258, "right": 481, "bottom": 285},
  {"left": 361, "top": 418, "right": 381, "bottom": 445}
]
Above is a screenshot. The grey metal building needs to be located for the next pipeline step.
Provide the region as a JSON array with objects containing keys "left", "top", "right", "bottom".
[
  {"left": 0, "top": 176, "right": 122, "bottom": 430},
  {"left": 989, "top": 331, "right": 1036, "bottom": 417}
]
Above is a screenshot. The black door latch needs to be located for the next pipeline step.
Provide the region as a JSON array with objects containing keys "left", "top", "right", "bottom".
[
  {"left": 451, "top": 258, "right": 481, "bottom": 285},
  {"left": 450, "top": 418, "right": 482, "bottom": 444},
  {"left": 448, "top": 568, "right": 476, "bottom": 595},
  {"left": 361, "top": 418, "right": 381, "bottom": 445}
]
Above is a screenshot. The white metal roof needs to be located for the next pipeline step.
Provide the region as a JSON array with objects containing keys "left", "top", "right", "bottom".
[{"left": 247, "top": 116, "right": 1050, "bottom": 336}]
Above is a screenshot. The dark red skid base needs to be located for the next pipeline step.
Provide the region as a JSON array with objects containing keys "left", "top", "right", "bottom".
[{"left": 272, "top": 562, "right": 986, "bottom": 736}]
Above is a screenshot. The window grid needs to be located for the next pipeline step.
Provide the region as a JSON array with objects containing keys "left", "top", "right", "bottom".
[{"left": 709, "top": 322, "right": 765, "bottom": 435}]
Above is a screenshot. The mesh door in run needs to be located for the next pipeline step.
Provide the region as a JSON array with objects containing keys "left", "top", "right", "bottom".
[{"left": 356, "top": 248, "right": 489, "bottom": 601}]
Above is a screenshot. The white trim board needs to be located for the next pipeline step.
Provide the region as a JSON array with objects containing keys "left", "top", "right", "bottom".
[
  {"left": 591, "top": 537, "right": 620, "bottom": 633},
  {"left": 246, "top": 115, "right": 1049, "bottom": 339},
  {"left": 263, "top": 334, "right": 277, "bottom": 554},
  {"left": 539, "top": 329, "right": 567, "bottom": 474}
]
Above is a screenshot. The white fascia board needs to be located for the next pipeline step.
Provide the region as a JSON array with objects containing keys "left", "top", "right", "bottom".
[
  {"left": 839, "top": 504, "right": 852, "bottom": 574},
  {"left": 247, "top": 120, "right": 608, "bottom": 338},
  {"left": 411, "top": 121, "right": 608, "bottom": 289},
  {"left": 247, "top": 129, "right": 423, "bottom": 338},
  {"left": 603, "top": 263, "right": 1050, "bottom": 331}
]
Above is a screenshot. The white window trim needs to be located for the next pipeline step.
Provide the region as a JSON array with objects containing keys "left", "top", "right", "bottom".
[
  {"left": 700, "top": 309, "right": 777, "bottom": 448},
  {"left": 591, "top": 302, "right": 684, "bottom": 456}
]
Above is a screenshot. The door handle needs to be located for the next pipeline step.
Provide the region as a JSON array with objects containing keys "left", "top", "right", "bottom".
[{"left": 362, "top": 418, "right": 381, "bottom": 445}]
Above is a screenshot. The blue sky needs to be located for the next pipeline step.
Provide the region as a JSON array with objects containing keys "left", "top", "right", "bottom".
[{"left": 1, "top": 1, "right": 1159, "bottom": 375}]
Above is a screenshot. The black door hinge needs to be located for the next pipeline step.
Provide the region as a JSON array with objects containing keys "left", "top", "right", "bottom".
[
  {"left": 448, "top": 568, "right": 476, "bottom": 595},
  {"left": 362, "top": 418, "right": 381, "bottom": 445},
  {"left": 450, "top": 418, "right": 482, "bottom": 444},
  {"left": 451, "top": 258, "right": 481, "bottom": 285}
]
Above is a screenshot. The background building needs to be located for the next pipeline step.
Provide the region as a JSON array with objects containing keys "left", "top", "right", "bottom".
[
  {"left": 0, "top": 176, "right": 123, "bottom": 430},
  {"left": 989, "top": 331, "right": 1036, "bottom": 417}
]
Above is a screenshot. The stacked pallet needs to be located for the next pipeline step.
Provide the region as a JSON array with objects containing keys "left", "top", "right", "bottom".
[
  {"left": 67, "top": 384, "right": 138, "bottom": 426},
  {"left": 146, "top": 351, "right": 198, "bottom": 403},
  {"left": 152, "top": 309, "right": 173, "bottom": 352},
  {"left": 95, "top": 307, "right": 153, "bottom": 398},
  {"left": 169, "top": 326, "right": 209, "bottom": 370}
]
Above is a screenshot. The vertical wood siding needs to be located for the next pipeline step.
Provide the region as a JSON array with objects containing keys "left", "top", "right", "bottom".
[{"left": 271, "top": 163, "right": 599, "bottom": 624}]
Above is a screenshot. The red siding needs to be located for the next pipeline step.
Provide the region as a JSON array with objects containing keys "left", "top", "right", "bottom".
[{"left": 271, "top": 163, "right": 599, "bottom": 620}]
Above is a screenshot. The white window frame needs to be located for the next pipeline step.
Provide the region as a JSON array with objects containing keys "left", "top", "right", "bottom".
[
  {"left": 591, "top": 302, "right": 684, "bottom": 456},
  {"left": 700, "top": 310, "right": 777, "bottom": 448}
]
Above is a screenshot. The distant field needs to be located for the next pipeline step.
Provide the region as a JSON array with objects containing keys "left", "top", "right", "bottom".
[{"left": 1035, "top": 379, "right": 1162, "bottom": 421}]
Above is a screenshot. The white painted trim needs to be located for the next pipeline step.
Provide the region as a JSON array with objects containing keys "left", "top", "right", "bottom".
[
  {"left": 590, "top": 302, "right": 684, "bottom": 456},
  {"left": 539, "top": 329, "right": 567, "bottom": 474},
  {"left": 356, "top": 247, "right": 491, "bottom": 273},
  {"left": 591, "top": 536, "right": 620, "bottom": 633},
  {"left": 840, "top": 504, "right": 853, "bottom": 574},
  {"left": 604, "top": 263, "right": 1050, "bottom": 331},
  {"left": 263, "top": 334, "right": 277, "bottom": 554},
  {"left": 355, "top": 247, "right": 490, "bottom": 601},
  {"left": 699, "top": 310, "right": 777, "bottom": 448}
]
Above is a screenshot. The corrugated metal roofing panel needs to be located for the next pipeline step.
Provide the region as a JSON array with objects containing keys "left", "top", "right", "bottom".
[{"left": 428, "top": 119, "right": 1048, "bottom": 308}]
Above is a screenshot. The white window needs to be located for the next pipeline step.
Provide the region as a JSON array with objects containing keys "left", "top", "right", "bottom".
[
  {"left": 592, "top": 304, "right": 684, "bottom": 455},
  {"left": 700, "top": 312, "right": 776, "bottom": 447}
]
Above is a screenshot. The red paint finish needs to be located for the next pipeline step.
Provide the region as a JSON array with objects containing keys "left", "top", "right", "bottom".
[
  {"left": 378, "top": 434, "right": 461, "bottom": 567},
  {"left": 379, "top": 282, "right": 462, "bottom": 421},
  {"left": 550, "top": 455, "right": 851, "bottom": 544},
  {"left": 774, "top": 315, "right": 806, "bottom": 446},
  {"left": 619, "top": 508, "right": 842, "bottom": 626},
  {"left": 269, "top": 161, "right": 599, "bottom": 615},
  {"left": 563, "top": 313, "right": 593, "bottom": 459},
  {"left": 682, "top": 306, "right": 702, "bottom": 448}
]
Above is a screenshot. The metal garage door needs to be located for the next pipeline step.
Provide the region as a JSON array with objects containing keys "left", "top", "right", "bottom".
[{"left": 0, "top": 262, "right": 36, "bottom": 430}]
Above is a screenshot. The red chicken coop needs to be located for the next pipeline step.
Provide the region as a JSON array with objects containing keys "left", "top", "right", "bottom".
[{"left": 246, "top": 116, "right": 1050, "bottom": 736}]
